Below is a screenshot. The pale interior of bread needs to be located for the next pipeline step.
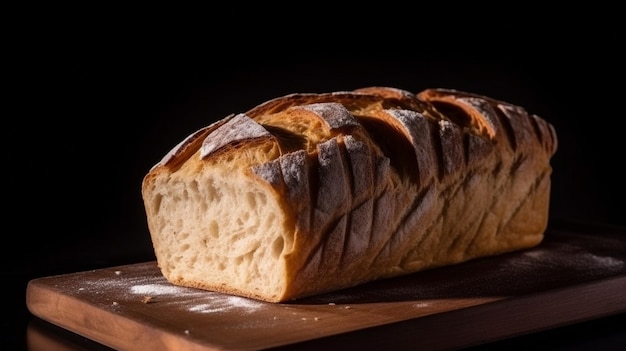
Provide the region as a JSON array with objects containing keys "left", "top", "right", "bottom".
[{"left": 144, "top": 147, "right": 295, "bottom": 300}]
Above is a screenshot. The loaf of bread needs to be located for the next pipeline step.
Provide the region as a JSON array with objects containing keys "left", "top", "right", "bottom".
[{"left": 141, "top": 86, "right": 558, "bottom": 302}]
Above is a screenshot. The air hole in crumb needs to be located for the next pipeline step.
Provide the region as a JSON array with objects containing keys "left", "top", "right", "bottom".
[
  {"left": 246, "top": 192, "right": 257, "bottom": 208},
  {"left": 272, "top": 236, "right": 284, "bottom": 259},
  {"left": 209, "top": 220, "right": 219, "bottom": 238}
]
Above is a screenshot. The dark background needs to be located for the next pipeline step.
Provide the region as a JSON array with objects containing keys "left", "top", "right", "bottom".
[{"left": 5, "top": 10, "right": 625, "bottom": 350}]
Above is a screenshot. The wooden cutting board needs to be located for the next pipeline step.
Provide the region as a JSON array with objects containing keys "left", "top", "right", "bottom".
[{"left": 26, "top": 227, "right": 626, "bottom": 351}]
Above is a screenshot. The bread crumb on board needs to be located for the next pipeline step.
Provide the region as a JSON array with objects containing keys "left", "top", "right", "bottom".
[{"left": 142, "top": 296, "right": 154, "bottom": 304}]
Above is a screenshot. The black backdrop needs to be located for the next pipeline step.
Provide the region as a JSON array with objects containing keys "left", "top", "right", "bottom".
[
  {"left": 13, "top": 49, "right": 626, "bottom": 268},
  {"left": 5, "top": 10, "right": 626, "bottom": 349}
]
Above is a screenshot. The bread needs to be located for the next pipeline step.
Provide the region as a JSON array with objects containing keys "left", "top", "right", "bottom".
[{"left": 141, "top": 86, "right": 558, "bottom": 303}]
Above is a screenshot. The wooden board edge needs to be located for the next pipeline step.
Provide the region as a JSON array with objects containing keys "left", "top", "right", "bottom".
[
  {"left": 25, "top": 267, "right": 626, "bottom": 351},
  {"left": 268, "top": 275, "right": 626, "bottom": 350},
  {"left": 25, "top": 279, "right": 229, "bottom": 351}
]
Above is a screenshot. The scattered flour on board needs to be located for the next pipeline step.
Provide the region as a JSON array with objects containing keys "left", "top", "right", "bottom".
[
  {"left": 131, "top": 283, "right": 192, "bottom": 296},
  {"left": 76, "top": 271, "right": 265, "bottom": 314},
  {"left": 129, "top": 283, "right": 265, "bottom": 314},
  {"left": 511, "top": 244, "right": 625, "bottom": 273},
  {"left": 187, "top": 296, "right": 264, "bottom": 313}
]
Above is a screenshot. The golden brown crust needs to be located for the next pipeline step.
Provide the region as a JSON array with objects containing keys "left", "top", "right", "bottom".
[{"left": 142, "top": 86, "right": 558, "bottom": 302}]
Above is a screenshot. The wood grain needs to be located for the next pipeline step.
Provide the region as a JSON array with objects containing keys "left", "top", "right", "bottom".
[{"left": 26, "top": 227, "right": 626, "bottom": 351}]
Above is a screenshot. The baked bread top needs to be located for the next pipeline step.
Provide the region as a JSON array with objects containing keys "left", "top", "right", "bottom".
[{"left": 142, "top": 86, "right": 557, "bottom": 302}]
